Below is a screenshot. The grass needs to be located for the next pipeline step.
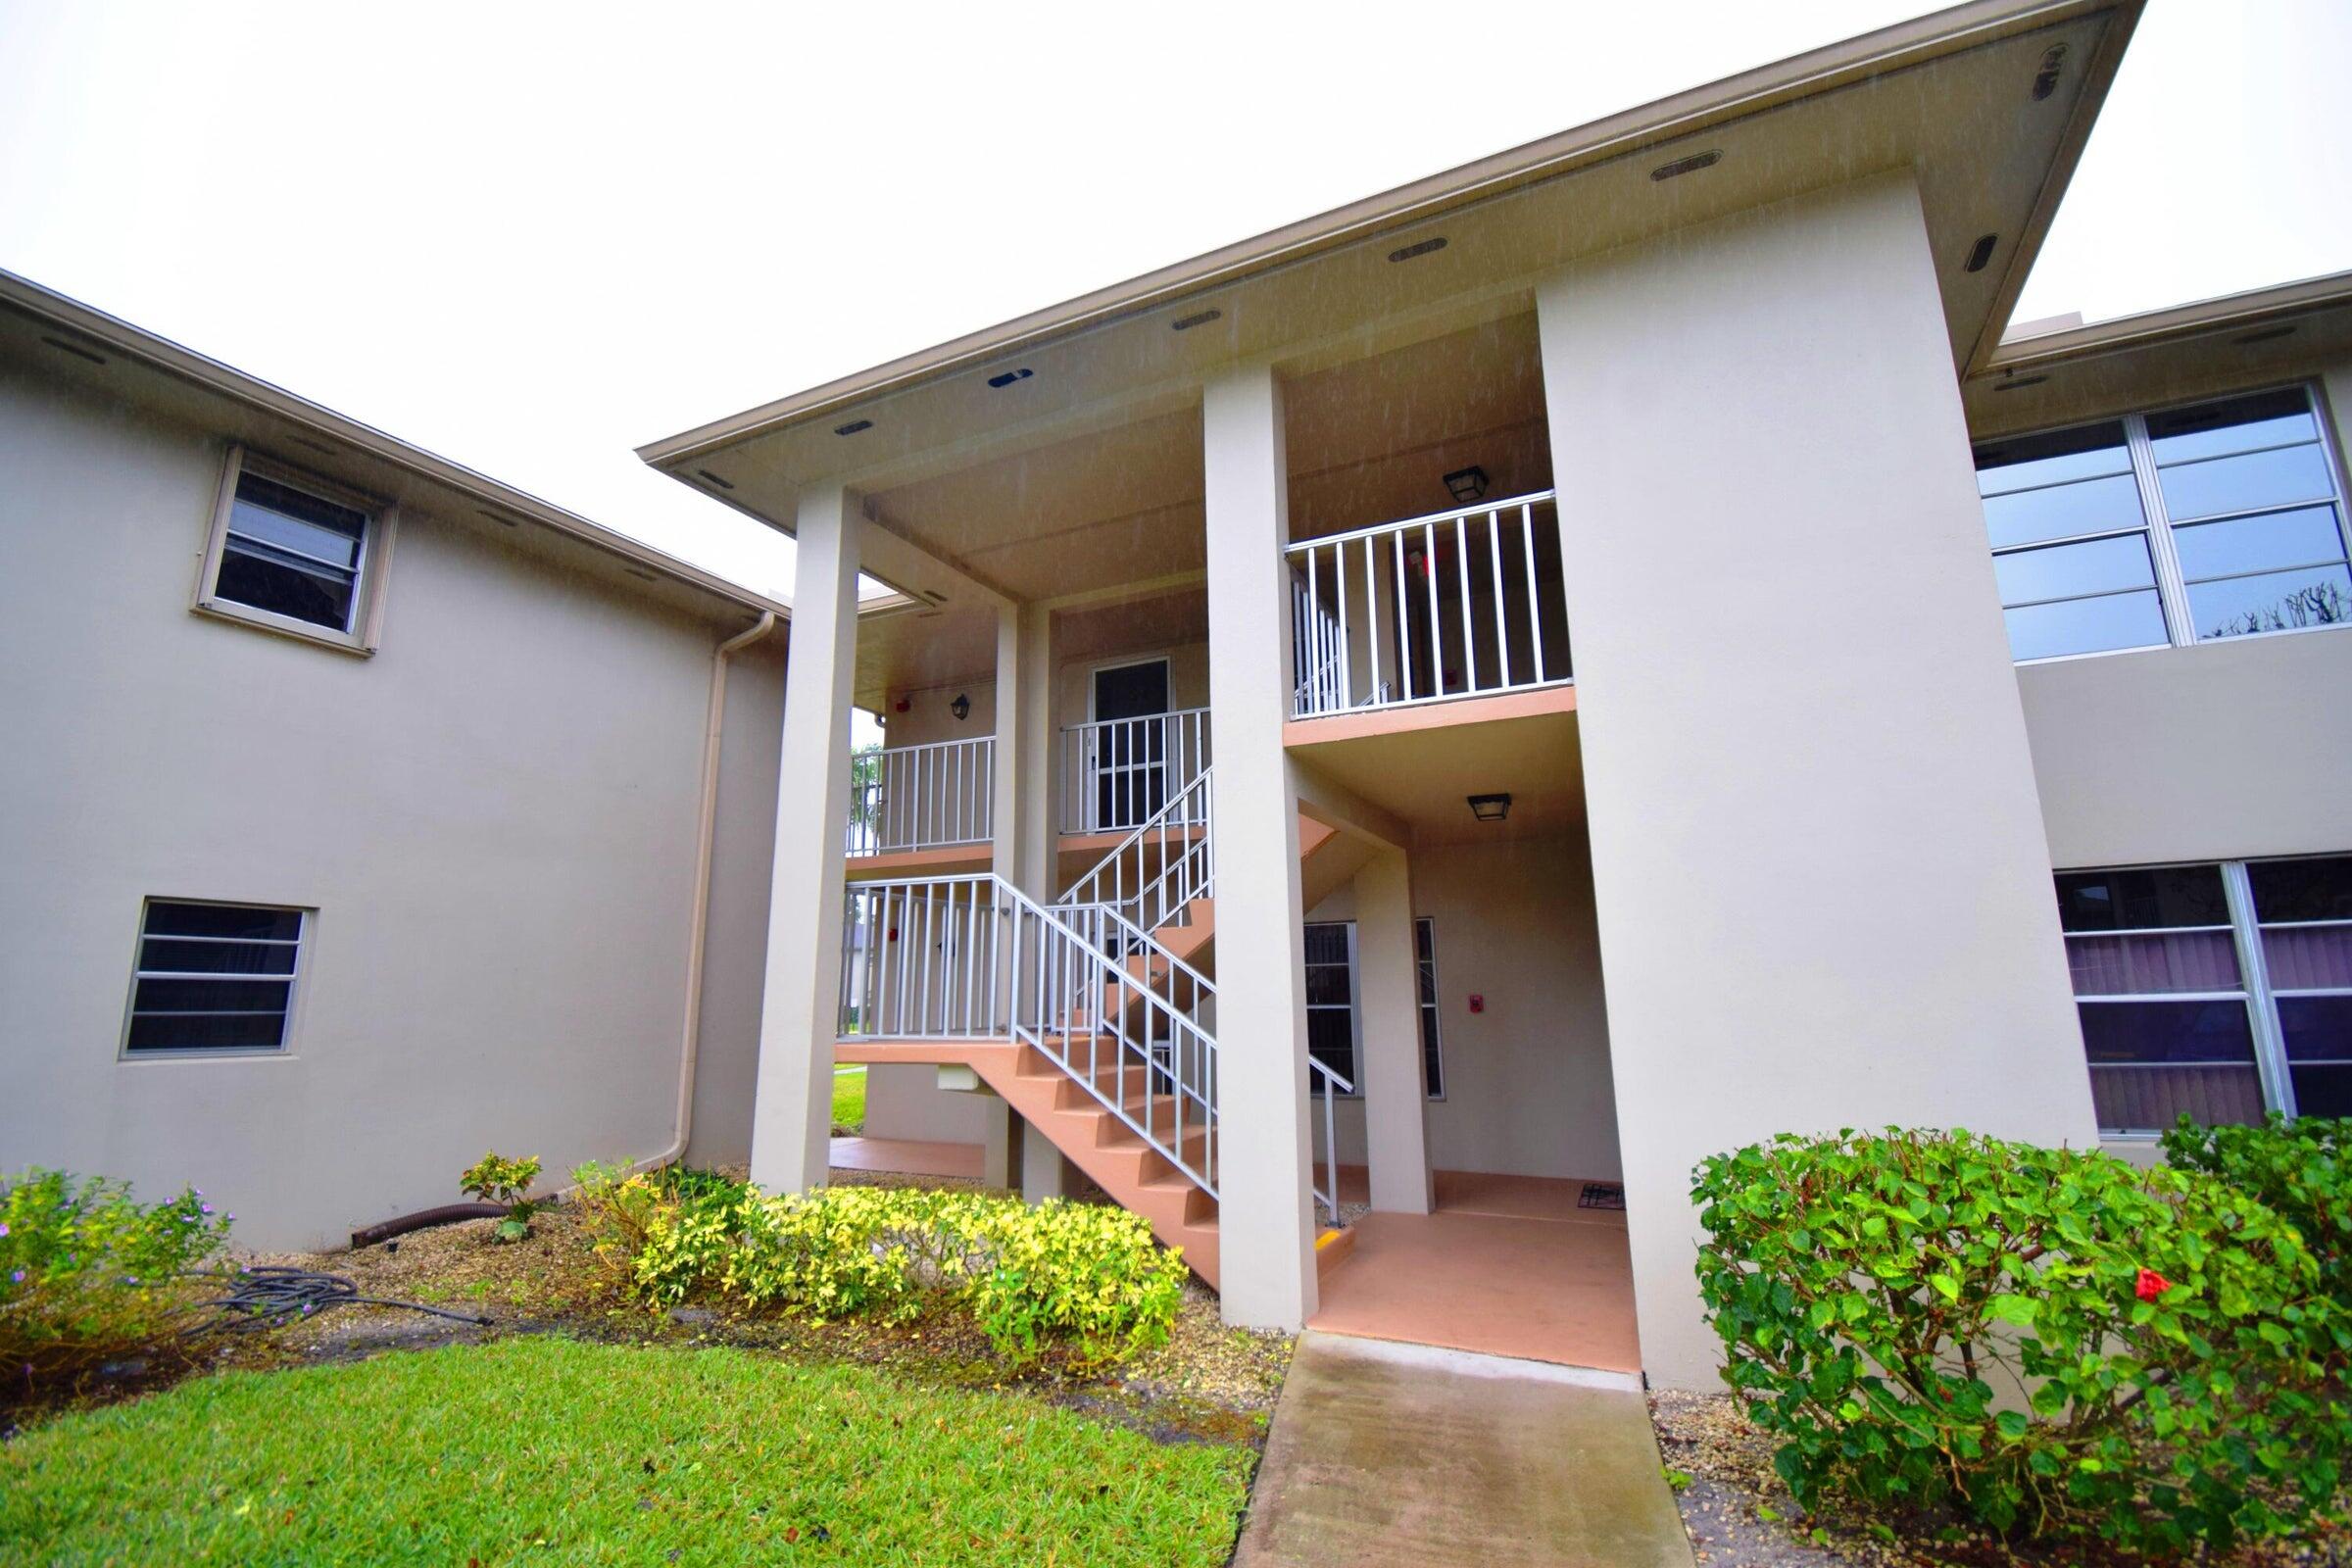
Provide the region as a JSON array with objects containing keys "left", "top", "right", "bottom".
[
  {"left": 831, "top": 1064, "right": 866, "bottom": 1134},
  {"left": 0, "top": 1336, "right": 1254, "bottom": 1567}
]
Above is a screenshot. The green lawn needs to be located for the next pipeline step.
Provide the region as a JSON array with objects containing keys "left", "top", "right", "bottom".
[
  {"left": 0, "top": 1337, "right": 1251, "bottom": 1567},
  {"left": 831, "top": 1063, "right": 866, "bottom": 1134}
]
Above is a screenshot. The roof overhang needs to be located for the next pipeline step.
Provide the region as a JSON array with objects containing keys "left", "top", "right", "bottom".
[
  {"left": 1964, "top": 269, "right": 2352, "bottom": 433},
  {"left": 0, "top": 269, "right": 789, "bottom": 622},
  {"left": 642, "top": 0, "right": 2141, "bottom": 529}
]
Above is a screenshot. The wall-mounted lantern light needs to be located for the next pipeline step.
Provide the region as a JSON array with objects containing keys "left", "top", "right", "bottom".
[
  {"left": 1467, "top": 793, "right": 1512, "bottom": 823},
  {"left": 1444, "top": 466, "right": 1489, "bottom": 503},
  {"left": 951, "top": 693, "right": 971, "bottom": 721}
]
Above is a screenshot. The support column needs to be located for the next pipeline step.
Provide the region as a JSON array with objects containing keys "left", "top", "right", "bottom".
[
  {"left": 994, "top": 600, "right": 1065, "bottom": 1200},
  {"left": 1202, "top": 362, "right": 1317, "bottom": 1328},
  {"left": 1013, "top": 602, "right": 1055, "bottom": 897},
  {"left": 1532, "top": 172, "right": 2097, "bottom": 1388},
  {"left": 1354, "top": 847, "right": 1433, "bottom": 1214},
  {"left": 748, "top": 484, "right": 861, "bottom": 1194}
]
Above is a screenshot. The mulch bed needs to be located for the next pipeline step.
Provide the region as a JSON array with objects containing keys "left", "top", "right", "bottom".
[
  {"left": 185, "top": 1171, "right": 1292, "bottom": 1451},
  {"left": 1651, "top": 1390, "right": 2352, "bottom": 1568}
]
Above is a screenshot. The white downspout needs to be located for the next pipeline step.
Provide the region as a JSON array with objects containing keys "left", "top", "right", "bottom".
[{"left": 641, "top": 609, "right": 780, "bottom": 1174}]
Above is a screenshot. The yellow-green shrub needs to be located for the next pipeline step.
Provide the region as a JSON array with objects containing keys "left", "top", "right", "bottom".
[{"left": 593, "top": 1178, "right": 1185, "bottom": 1366}]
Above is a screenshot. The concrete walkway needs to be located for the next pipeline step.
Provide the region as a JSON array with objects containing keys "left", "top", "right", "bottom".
[{"left": 1232, "top": 1333, "right": 1695, "bottom": 1568}]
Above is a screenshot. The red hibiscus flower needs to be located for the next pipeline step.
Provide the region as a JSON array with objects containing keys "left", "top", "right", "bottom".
[{"left": 2134, "top": 1268, "right": 2173, "bottom": 1301}]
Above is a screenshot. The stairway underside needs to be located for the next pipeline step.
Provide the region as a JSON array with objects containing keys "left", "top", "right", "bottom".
[{"left": 835, "top": 1037, "right": 1221, "bottom": 1288}]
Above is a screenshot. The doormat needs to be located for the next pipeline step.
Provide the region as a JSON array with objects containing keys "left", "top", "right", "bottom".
[{"left": 1577, "top": 1182, "right": 1625, "bottom": 1210}]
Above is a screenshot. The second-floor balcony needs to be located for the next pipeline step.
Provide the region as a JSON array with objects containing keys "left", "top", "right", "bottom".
[
  {"left": 1289, "top": 489, "right": 1571, "bottom": 719},
  {"left": 846, "top": 735, "right": 992, "bottom": 858}
]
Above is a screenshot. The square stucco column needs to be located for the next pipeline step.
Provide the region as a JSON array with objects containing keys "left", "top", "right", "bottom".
[
  {"left": 1534, "top": 172, "right": 2097, "bottom": 1390},
  {"left": 1010, "top": 602, "right": 1055, "bottom": 898},
  {"left": 747, "top": 484, "right": 860, "bottom": 1194},
  {"left": 1354, "top": 847, "right": 1433, "bottom": 1214},
  {"left": 1202, "top": 362, "right": 1318, "bottom": 1328},
  {"left": 993, "top": 601, "right": 1067, "bottom": 1200}
]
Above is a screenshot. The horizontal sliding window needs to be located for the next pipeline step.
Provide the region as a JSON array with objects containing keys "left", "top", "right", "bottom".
[
  {"left": 123, "top": 900, "right": 305, "bottom": 1054},
  {"left": 1977, "top": 385, "right": 2350, "bottom": 661},
  {"left": 2249, "top": 854, "right": 2352, "bottom": 1118},
  {"left": 2056, "top": 855, "right": 2352, "bottom": 1132}
]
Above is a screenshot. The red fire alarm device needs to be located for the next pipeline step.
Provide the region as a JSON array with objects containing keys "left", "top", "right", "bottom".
[{"left": 1468, "top": 994, "right": 1485, "bottom": 1014}]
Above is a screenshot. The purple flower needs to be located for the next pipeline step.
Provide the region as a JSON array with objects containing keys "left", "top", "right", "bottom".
[
  {"left": 0, "top": 1221, "right": 10, "bottom": 1238},
  {"left": 9, "top": 1271, "right": 23, "bottom": 1285},
  {"left": 200, "top": 1204, "right": 215, "bottom": 1216}
]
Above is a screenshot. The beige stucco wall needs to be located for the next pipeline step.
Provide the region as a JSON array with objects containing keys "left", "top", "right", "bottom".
[
  {"left": 1306, "top": 833, "right": 1620, "bottom": 1182},
  {"left": 0, "top": 363, "right": 781, "bottom": 1246},
  {"left": 1535, "top": 173, "right": 2100, "bottom": 1390}
]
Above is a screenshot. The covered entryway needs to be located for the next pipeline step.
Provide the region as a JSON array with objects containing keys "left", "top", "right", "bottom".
[{"left": 1311, "top": 1169, "right": 1639, "bottom": 1372}]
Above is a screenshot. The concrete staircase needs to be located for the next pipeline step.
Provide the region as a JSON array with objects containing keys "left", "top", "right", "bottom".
[{"left": 838, "top": 803, "right": 1362, "bottom": 1290}]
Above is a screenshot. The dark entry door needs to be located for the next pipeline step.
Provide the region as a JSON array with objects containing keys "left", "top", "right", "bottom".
[{"left": 1091, "top": 659, "right": 1171, "bottom": 831}]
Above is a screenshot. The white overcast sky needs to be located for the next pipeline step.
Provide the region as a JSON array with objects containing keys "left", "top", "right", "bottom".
[{"left": 2, "top": 0, "right": 2347, "bottom": 603}]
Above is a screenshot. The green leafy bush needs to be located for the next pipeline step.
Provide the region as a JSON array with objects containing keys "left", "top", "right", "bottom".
[
  {"left": 0, "top": 1168, "right": 233, "bottom": 1400},
  {"left": 2164, "top": 1112, "right": 2349, "bottom": 1299},
  {"left": 459, "top": 1152, "right": 543, "bottom": 1242},
  {"left": 1691, "top": 1128, "right": 2351, "bottom": 1554},
  {"left": 577, "top": 1175, "right": 1185, "bottom": 1366}
]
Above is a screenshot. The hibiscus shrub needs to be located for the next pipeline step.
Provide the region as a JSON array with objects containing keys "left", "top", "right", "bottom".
[
  {"left": 0, "top": 1168, "right": 233, "bottom": 1402},
  {"left": 1691, "top": 1128, "right": 2352, "bottom": 1555},
  {"left": 2163, "top": 1112, "right": 2349, "bottom": 1300}
]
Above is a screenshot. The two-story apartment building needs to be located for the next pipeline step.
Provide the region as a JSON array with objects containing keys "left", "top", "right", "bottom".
[
  {"left": 638, "top": 0, "right": 2352, "bottom": 1389},
  {"left": 7, "top": 0, "right": 2346, "bottom": 1396},
  {"left": 0, "top": 270, "right": 795, "bottom": 1248}
]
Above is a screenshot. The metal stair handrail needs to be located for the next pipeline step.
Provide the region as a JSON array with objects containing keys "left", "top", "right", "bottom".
[{"left": 1058, "top": 764, "right": 1215, "bottom": 936}]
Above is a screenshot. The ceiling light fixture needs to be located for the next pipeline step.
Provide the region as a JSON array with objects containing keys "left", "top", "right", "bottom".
[
  {"left": 1171, "top": 308, "right": 1223, "bottom": 331},
  {"left": 39, "top": 334, "right": 106, "bottom": 366},
  {"left": 986, "top": 368, "right": 1034, "bottom": 389},
  {"left": 1387, "top": 237, "right": 1447, "bottom": 264},
  {"left": 1649, "top": 149, "right": 1722, "bottom": 182},
  {"left": 951, "top": 693, "right": 971, "bottom": 721},
  {"left": 1964, "top": 234, "right": 1999, "bottom": 273},
  {"left": 1444, "top": 466, "right": 1489, "bottom": 503},
  {"left": 695, "top": 467, "right": 736, "bottom": 490},
  {"left": 834, "top": 417, "right": 874, "bottom": 436},
  {"left": 1467, "top": 793, "right": 1512, "bottom": 823}
]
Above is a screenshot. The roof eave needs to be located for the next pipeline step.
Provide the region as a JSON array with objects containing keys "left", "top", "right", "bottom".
[
  {"left": 1980, "top": 268, "right": 2352, "bottom": 373},
  {"left": 1, "top": 269, "right": 789, "bottom": 620},
  {"left": 639, "top": 0, "right": 2138, "bottom": 468}
]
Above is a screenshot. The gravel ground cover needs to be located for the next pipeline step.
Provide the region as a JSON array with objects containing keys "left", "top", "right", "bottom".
[{"left": 1652, "top": 1391, "right": 2352, "bottom": 1568}]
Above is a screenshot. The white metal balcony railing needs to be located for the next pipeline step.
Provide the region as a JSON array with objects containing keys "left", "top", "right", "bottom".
[
  {"left": 1056, "top": 708, "right": 1210, "bottom": 836},
  {"left": 1059, "top": 766, "right": 1214, "bottom": 936},
  {"left": 845, "top": 736, "right": 993, "bottom": 858},
  {"left": 1287, "top": 490, "right": 1570, "bottom": 719}
]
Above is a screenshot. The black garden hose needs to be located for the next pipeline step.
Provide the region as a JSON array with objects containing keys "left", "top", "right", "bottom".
[{"left": 186, "top": 1266, "right": 493, "bottom": 1333}]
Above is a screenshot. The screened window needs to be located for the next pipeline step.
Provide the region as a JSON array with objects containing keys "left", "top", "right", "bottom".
[
  {"left": 1976, "top": 386, "right": 2350, "bottom": 661},
  {"left": 1415, "top": 917, "right": 1445, "bottom": 1100},
  {"left": 1303, "top": 921, "right": 1356, "bottom": 1096},
  {"left": 2056, "top": 855, "right": 2352, "bottom": 1131},
  {"left": 124, "top": 900, "right": 305, "bottom": 1054}
]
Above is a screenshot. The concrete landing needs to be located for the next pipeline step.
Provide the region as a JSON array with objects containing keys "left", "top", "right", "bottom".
[{"left": 1232, "top": 1333, "right": 1693, "bottom": 1568}]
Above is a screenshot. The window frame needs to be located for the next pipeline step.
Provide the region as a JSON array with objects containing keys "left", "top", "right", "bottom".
[
  {"left": 1981, "top": 382, "right": 2352, "bottom": 666},
  {"left": 1303, "top": 918, "right": 1360, "bottom": 1099},
  {"left": 1415, "top": 915, "right": 1446, "bottom": 1102},
  {"left": 2060, "top": 854, "right": 2351, "bottom": 1135},
  {"left": 193, "top": 444, "right": 398, "bottom": 655},
  {"left": 119, "top": 897, "right": 312, "bottom": 1061}
]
